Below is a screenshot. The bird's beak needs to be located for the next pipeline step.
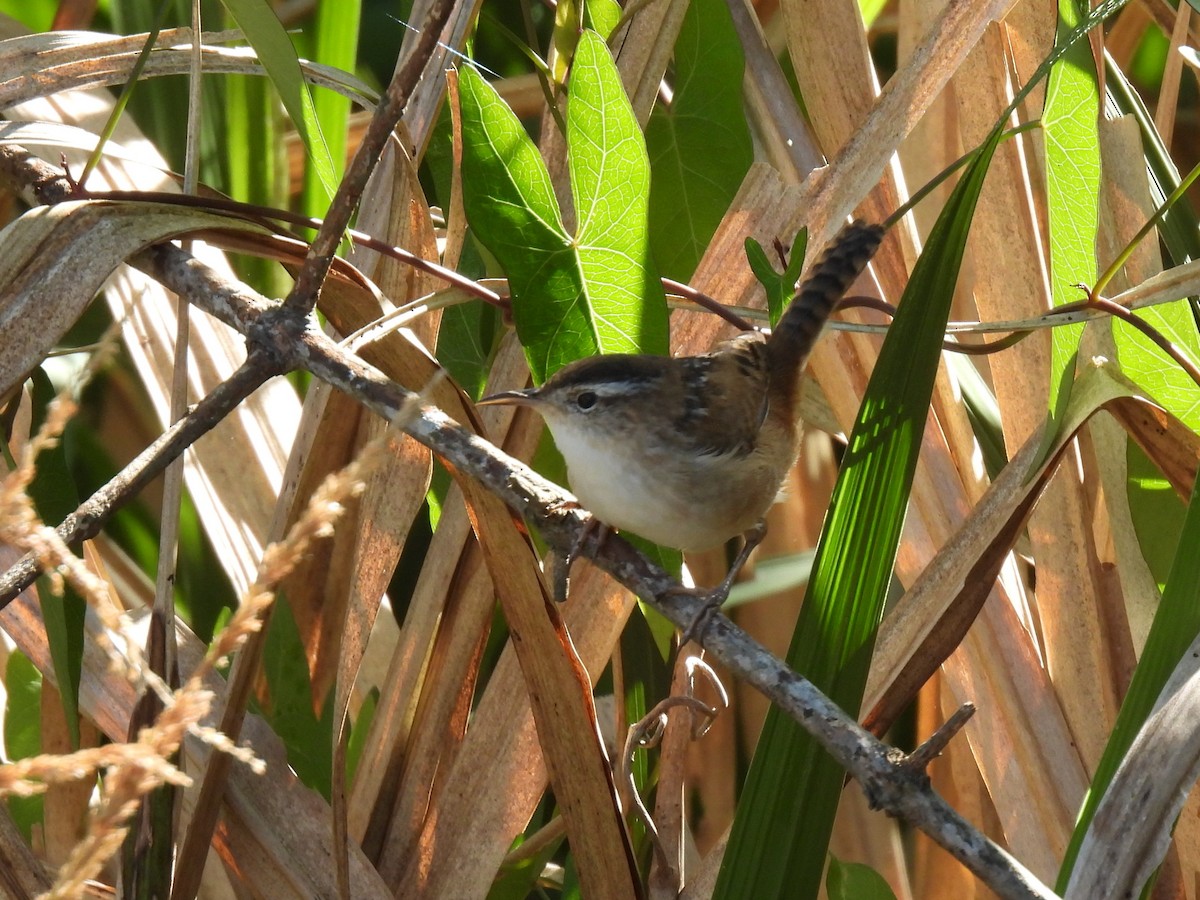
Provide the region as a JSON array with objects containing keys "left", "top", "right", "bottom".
[{"left": 477, "top": 388, "right": 539, "bottom": 407}]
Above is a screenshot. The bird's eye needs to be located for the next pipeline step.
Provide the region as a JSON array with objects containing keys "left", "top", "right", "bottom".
[{"left": 575, "top": 391, "right": 598, "bottom": 410}]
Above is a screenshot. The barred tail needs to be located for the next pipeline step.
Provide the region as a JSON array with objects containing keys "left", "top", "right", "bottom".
[{"left": 766, "top": 219, "right": 884, "bottom": 390}]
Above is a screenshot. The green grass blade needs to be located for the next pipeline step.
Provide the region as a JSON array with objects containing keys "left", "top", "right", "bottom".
[
  {"left": 219, "top": 0, "right": 338, "bottom": 201},
  {"left": 28, "top": 369, "right": 83, "bottom": 750},
  {"left": 301, "top": 0, "right": 361, "bottom": 223},
  {"left": 711, "top": 132, "right": 1002, "bottom": 900}
]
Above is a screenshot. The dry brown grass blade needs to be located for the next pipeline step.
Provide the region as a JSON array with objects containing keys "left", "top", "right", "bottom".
[
  {"left": 865, "top": 372, "right": 1199, "bottom": 734},
  {"left": 369, "top": 406, "right": 542, "bottom": 879},
  {"left": 1028, "top": 463, "right": 1121, "bottom": 778},
  {"left": 1153, "top": 3, "right": 1191, "bottom": 145},
  {"left": 274, "top": 391, "right": 379, "bottom": 706},
  {"left": 393, "top": 560, "right": 635, "bottom": 897},
  {"left": 727, "top": 0, "right": 822, "bottom": 180},
  {"left": 0, "top": 28, "right": 372, "bottom": 111},
  {"left": 707, "top": 13, "right": 1093, "bottom": 876},
  {"left": 610, "top": 0, "right": 689, "bottom": 126},
  {"left": 368, "top": 536, "right": 491, "bottom": 878},
  {"left": 911, "top": 678, "right": 1000, "bottom": 899},
  {"left": 39, "top": 682, "right": 98, "bottom": 868},
  {"left": 452, "top": 479, "right": 639, "bottom": 896},
  {"left": 0, "top": 200, "right": 265, "bottom": 398},
  {"left": 169, "top": 392, "right": 424, "bottom": 900},
  {"left": 864, "top": 427, "right": 1047, "bottom": 734},
  {"left": 8, "top": 91, "right": 301, "bottom": 599},
  {"left": 955, "top": 23, "right": 1052, "bottom": 453},
  {"left": 780, "top": 0, "right": 912, "bottom": 290},
  {"left": 314, "top": 276, "right": 502, "bottom": 864},
  {"left": 0, "top": 800, "right": 53, "bottom": 896},
  {"left": 402, "top": 400, "right": 639, "bottom": 892},
  {"left": 943, "top": 599, "right": 1086, "bottom": 880},
  {"left": 319, "top": 260, "right": 643, "bottom": 897},
  {"left": 787, "top": 0, "right": 1018, "bottom": 251},
  {"left": 394, "top": 0, "right": 481, "bottom": 157},
  {"left": 282, "top": 130, "right": 442, "bottom": 724},
  {"left": 313, "top": 259, "right": 626, "bottom": 899},
  {"left": 647, "top": 656, "right": 707, "bottom": 897},
  {"left": 1065, "top": 626, "right": 1200, "bottom": 899},
  {"left": 870, "top": 339, "right": 1198, "bottom": 667}
]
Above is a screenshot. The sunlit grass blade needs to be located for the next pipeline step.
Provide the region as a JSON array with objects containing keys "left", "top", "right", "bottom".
[
  {"left": 219, "top": 0, "right": 338, "bottom": 201},
  {"left": 301, "top": 0, "right": 360, "bottom": 225},
  {"left": 711, "top": 132, "right": 1002, "bottom": 900}
]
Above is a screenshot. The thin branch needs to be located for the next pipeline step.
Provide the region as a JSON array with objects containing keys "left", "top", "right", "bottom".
[
  {"left": 283, "top": 0, "right": 455, "bottom": 315},
  {"left": 0, "top": 145, "right": 1055, "bottom": 900},
  {"left": 128, "top": 239, "right": 1056, "bottom": 900},
  {"left": 0, "top": 353, "right": 277, "bottom": 606},
  {"left": 903, "top": 703, "right": 976, "bottom": 773}
]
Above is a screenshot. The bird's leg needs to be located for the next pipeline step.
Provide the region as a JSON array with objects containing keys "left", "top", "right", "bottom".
[
  {"left": 550, "top": 513, "right": 610, "bottom": 602},
  {"left": 673, "top": 521, "right": 768, "bottom": 645}
]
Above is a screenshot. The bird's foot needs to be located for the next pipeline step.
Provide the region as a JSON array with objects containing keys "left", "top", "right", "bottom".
[{"left": 672, "top": 521, "right": 768, "bottom": 646}]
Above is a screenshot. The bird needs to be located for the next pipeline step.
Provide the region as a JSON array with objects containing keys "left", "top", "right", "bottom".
[{"left": 480, "top": 220, "right": 884, "bottom": 621}]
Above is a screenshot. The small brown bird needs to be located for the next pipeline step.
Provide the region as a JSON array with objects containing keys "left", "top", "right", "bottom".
[{"left": 482, "top": 222, "right": 883, "bottom": 619}]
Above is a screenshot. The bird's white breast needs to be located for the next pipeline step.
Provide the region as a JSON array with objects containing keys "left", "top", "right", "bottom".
[{"left": 545, "top": 419, "right": 778, "bottom": 552}]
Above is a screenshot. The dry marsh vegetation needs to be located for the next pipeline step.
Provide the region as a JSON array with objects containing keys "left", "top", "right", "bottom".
[{"left": 0, "top": 1, "right": 1198, "bottom": 899}]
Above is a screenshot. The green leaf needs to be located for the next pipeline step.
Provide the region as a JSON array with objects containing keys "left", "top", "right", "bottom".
[
  {"left": 646, "top": 0, "right": 753, "bottom": 281},
  {"left": 459, "top": 33, "right": 666, "bottom": 382},
  {"left": 1039, "top": 0, "right": 1101, "bottom": 448},
  {"left": 219, "top": 0, "right": 338, "bottom": 202},
  {"left": 488, "top": 832, "right": 567, "bottom": 900},
  {"left": 262, "top": 597, "right": 333, "bottom": 798},
  {"left": 583, "top": 0, "right": 622, "bottom": 39},
  {"left": 345, "top": 688, "right": 376, "bottom": 787},
  {"left": 460, "top": 66, "right": 584, "bottom": 382},
  {"left": 436, "top": 296, "right": 501, "bottom": 402},
  {"left": 4, "top": 651, "right": 43, "bottom": 840},
  {"left": 568, "top": 30, "right": 667, "bottom": 353},
  {"left": 713, "top": 133, "right": 1001, "bottom": 900},
  {"left": 827, "top": 856, "right": 898, "bottom": 900},
  {"left": 746, "top": 231, "right": 808, "bottom": 327},
  {"left": 28, "top": 369, "right": 83, "bottom": 750}
]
